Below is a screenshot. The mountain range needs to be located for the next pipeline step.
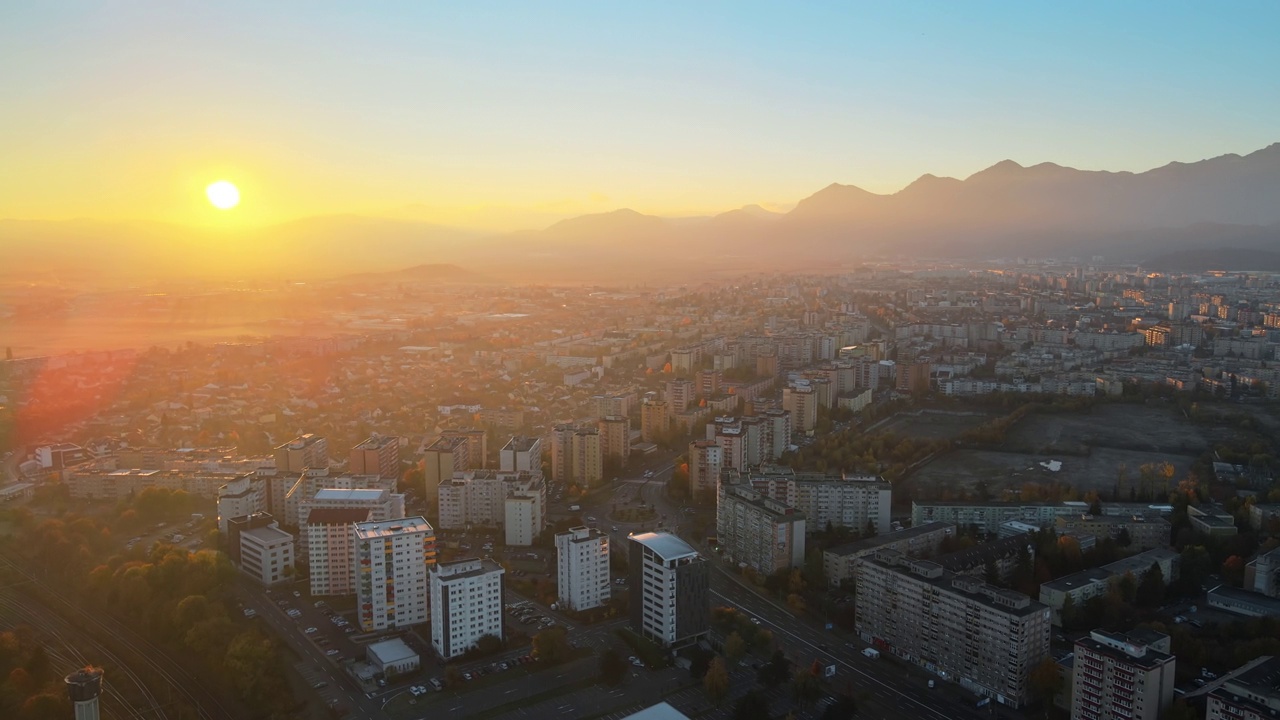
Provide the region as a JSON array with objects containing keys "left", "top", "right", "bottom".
[{"left": 4, "top": 143, "right": 1279, "bottom": 284}]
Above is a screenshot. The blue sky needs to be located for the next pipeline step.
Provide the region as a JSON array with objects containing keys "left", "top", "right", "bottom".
[{"left": 2, "top": 1, "right": 1277, "bottom": 227}]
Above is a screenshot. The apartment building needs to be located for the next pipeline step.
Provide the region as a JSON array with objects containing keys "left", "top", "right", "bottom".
[
  {"left": 937, "top": 533, "right": 1036, "bottom": 585},
  {"left": 285, "top": 471, "right": 399, "bottom": 528},
  {"left": 355, "top": 517, "right": 437, "bottom": 632},
  {"left": 549, "top": 424, "right": 575, "bottom": 483},
  {"left": 782, "top": 384, "right": 818, "bottom": 434},
  {"left": 499, "top": 436, "right": 542, "bottom": 474},
  {"left": 761, "top": 409, "right": 791, "bottom": 459},
  {"left": 349, "top": 434, "right": 400, "bottom": 479},
  {"left": 274, "top": 433, "right": 328, "bottom": 473},
  {"left": 216, "top": 473, "right": 266, "bottom": 533},
  {"left": 440, "top": 429, "right": 488, "bottom": 470},
  {"left": 1071, "top": 629, "right": 1175, "bottom": 720},
  {"left": 640, "top": 399, "right": 670, "bottom": 443},
  {"left": 590, "top": 394, "right": 630, "bottom": 418},
  {"left": 430, "top": 558, "right": 505, "bottom": 659},
  {"left": 726, "top": 465, "right": 892, "bottom": 534},
  {"left": 912, "top": 500, "right": 1089, "bottom": 534},
  {"left": 237, "top": 517, "right": 295, "bottom": 586},
  {"left": 423, "top": 435, "right": 471, "bottom": 490},
  {"left": 572, "top": 428, "right": 604, "bottom": 486},
  {"left": 628, "top": 533, "right": 709, "bottom": 649},
  {"left": 716, "top": 485, "right": 805, "bottom": 576},
  {"left": 687, "top": 440, "right": 723, "bottom": 502},
  {"left": 1206, "top": 656, "right": 1280, "bottom": 720},
  {"left": 856, "top": 550, "right": 1052, "bottom": 708},
  {"left": 1039, "top": 548, "right": 1179, "bottom": 625},
  {"left": 823, "top": 522, "right": 955, "bottom": 588},
  {"left": 555, "top": 526, "right": 611, "bottom": 612},
  {"left": 305, "top": 507, "right": 372, "bottom": 597},
  {"left": 666, "top": 379, "right": 696, "bottom": 414},
  {"left": 297, "top": 487, "right": 404, "bottom": 534},
  {"left": 436, "top": 470, "right": 546, "bottom": 543},
  {"left": 598, "top": 416, "right": 631, "bottom": 464},
  {"left": 504, "top": 476, "right": 546, "bottom": 547},
  {"left": 1056, "top": 514, "right": 1172, "bottom": 552}
]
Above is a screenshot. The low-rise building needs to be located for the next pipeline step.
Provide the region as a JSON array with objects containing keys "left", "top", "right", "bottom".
[
  {"left": 823, "top": 522, "right": 955, "bottom": 588},
  {"left": 366, "top": 638, "right": 420, "bottom": 677},
  {"left": 1206, "top": 655, "right": 1280, "bottom": 720},
  {"left": 238, "top": 518, "right": 295, "bottom": 586},
  {"left": 1055, "top": 514, "right": 1171, "bottom": 552},
  {"left": 1040, "top": 548, "right": 1179, "bottom": 625}
]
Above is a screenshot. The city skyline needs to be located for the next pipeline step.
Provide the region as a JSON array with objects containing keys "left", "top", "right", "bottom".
[{"left": 3, "top": 3, "right": 1279, "bottom": 230}]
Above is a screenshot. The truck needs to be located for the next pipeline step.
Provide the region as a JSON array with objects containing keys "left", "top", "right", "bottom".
[{"left": 861, "top": 648, "right": 880, "bottom": 659}]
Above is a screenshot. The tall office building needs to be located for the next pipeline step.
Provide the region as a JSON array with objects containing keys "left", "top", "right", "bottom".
[
  {"left": 349, "top": 434, "right": 400, "bottom": 479},
  {"left": 305, "top": 507, "right": 373, "bottom": 596},
  {"left": 855, "top": 550, "right": 1051, "bottom": 708},
  {"left": 628, "top": 532, "right": 709, "bottom": 648},
  {"left": 499, "top": 436, "right": 542, "bottom": 474},
  {"left": 598, "top": 416, "right": 631, "bottom": 465},
  {"left": 716, "top": 485, "right": 806, "bottom": 575},
  {"left": 555, "top": 526, "right": 611, "bottom": 612},
  {"left": 66, "top": 667, "right": 104, "bottom": 720},
  {"left": 355, "top": 517, "right": 436, "bottom": 632},
  {"left": 687, "top": 440, "right": 723, "bottom": 502},
  {"left": 430, "top": 558, "right": 505, "bottom": 659},
  {"left": 1071, "top": 629, "right": 1175, "bottom": 720}
]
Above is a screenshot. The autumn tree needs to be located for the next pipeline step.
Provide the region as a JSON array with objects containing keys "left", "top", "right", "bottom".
[
  {"left": 1028, "top": 657, "right": 1062, "bottom": 704},
  {"left": 791, "top": 668, "right": 821, "bottom": 708},
  {"left": 532, "top": 626, "right": 570, "bottom": 664},
  {"left": 703, "top": 656, "right": 730, "bottom": 705},
  {"left": 725, "top": 631, "right": 747, "bottom": 665}
]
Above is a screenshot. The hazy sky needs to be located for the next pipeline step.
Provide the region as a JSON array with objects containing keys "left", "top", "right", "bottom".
[{"left": 2, "top": 2, "right": 1278, "bottom": 230}]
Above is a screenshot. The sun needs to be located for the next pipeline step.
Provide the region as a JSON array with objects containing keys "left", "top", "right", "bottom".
[{"left": 205, "top": 181, "right": 241, "bottom": 210}]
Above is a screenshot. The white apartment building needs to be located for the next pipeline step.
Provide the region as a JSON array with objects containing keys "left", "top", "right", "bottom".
[
  {"left": 297, "top": 487, "right": 404, "bottom": 536},
  {"left": 354, "top": 517, "right": 436, "bottom": 632},
  {"left": 430, "top": 558, "right": 505, "bottom": 659},
  {"left": 239, "top": 521, "right": 295, "bottom": 586},
  {"left": 762, "top": 409, "right": 791, "bottom": 459},
  {"left": 1072, "top": 629, "right": 1175, "bottom": 720},
  {"left": 216, "top": 473, "right": 265, "bottom": 533},
  {"left": 727, "top": 466, "right": 891, "bottom": 534},
  {"left": 687, "top": 440, "right": 723, "bottom": 502},
  {"left": 285, "top": 471, "right": 400, "bottom": 527},
  {"left": 555, "top": 526, "right": 610, "bottom": 612},
  {"left": 911, "top": 500, "right": 1089, "bottom": 534},
  {"left": 628, "top": 533, "right": 709, "bottom": 648},
  {"left": 437, "top": 470, "right": 545, "bottom": 543},
  {"left": 304, "top": 507, "right": 372, "bottom": 596},
  {"left": 598, "top": 416, "right": 631, "bottom": 463},
  {"left": 716, "top": 485, "right": 806, "bottom": 576},
  {"left": 499, "top": 436, "right": 542, "bottom": 474},
  {"left": 856, "top": 550, "right": 1051, "bottom": 708}
]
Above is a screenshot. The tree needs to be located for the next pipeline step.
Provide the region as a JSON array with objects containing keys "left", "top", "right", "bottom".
[
  {"left": 532, "top": 626, "right": 570, "bottom": 664},
  {"left": 758, "top": 649, "right": 791, "bottom": 687},
  {"left": 444, "top": 665, "right": 463, "bottom": 688},
  {"left": 703, "top": 656, "right": 730, "bottom": 705},
  {"left": 732, "top": 689, "right": 771, "bottom": 720},
  {"left": 820, "top": 695, "right": 858, "bottom": 720},
  {"left": 1136, "top": 562, "right": 1165, "bottom": 608},
  {"left": 1223, "top": 555, "right": 1247, "bottom": 586},
  {"left": 791, "top": 668, "right": 821, "bottom": 708},
  {"left": 725, "top": 631, "right": 747, "bottom": 665},
  {"left": 1115, "top": 527, "right": 1132, "bottom": 548},
  {"left": 599, "top": 649, "right": 626, "bottom": 686},
  {"left": 1028, "top": 657, "right": 1062, "bottom": 704},
  {"left": 1089, "top": 496, "right": 1102, "bottom": 516}
]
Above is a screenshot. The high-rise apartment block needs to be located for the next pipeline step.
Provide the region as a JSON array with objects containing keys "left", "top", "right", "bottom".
[
  {"left": 430, "top": 558, "right": 505, "bottom": 659},
  {"left": 591, "top": 394, "right": 630, "bottom": 418},
  {"left": 628, "top": 532, "right": 709, "bottom": 648},
  {"left": 855, "top": 549, "right": 1051, "bottom": 708},
  {"left": 499, "top": 435, "right": 542, "bottom": 474},
  {"left": 424, "top": 435, "right": 471, "bottom": 490},
  {"left": 284, "top": 470, "right": 399, "bottom": 528},
  {"left": 275, "top": 434, "right": 328, "bottom": 473},
  {"left": 440, "top": 429, "right": 488, "bottom": 469},
  {"left": 436, "top": 470, "right": 546, "bottom": 545},
  {"left": 1071, "top": 629, "right": 1175, "bottom": 720},
  {"left": 305, "top": 507, "right": 373, "bottom": 596},
  {"left": 716, "top": 484, "right": 806, "bottom": 575},
  {"left": 666, "top": 379, "right": 696, "bottom": 414},
  {"left": 640, "top": 399, "right": 671, "bottom": 443},
  {"left": 598, "top": 416, "right": 631, "bottom": 464},
  {"left": 572, "top": 428, "right": 603, "bottom": 486},
  {"left": 355, "top": 517, "right": 436, "bottom": 632},
  {"left": 783, "top": 384, "right": 818, "bottom": 434},
  {"left": 216, "top": 473, "right": 265, "bottom": 533},
  {"left": 295, "top": 486, "right": 404, "bottom": 532},
  {"left": 688, "top": 440, "right": 723, "bottom": 502},
  {"left": 349, "top": 434, "right": 400, "bottom": 479},
  {"left": 555, "top": 526, "right": 611, "bottom": 612}
]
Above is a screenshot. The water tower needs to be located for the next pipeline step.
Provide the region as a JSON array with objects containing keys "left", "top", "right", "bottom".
[{"left": 64, "top": 667, "right": 104, "bottom": 720}]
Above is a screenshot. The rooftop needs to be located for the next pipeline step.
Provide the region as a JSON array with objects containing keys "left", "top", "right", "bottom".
[
  {"left": 354, "top": 517, "right": 433, "bottom": 539},
  {"left": 630, "top": 532, "right": 699, "bottom": 561},
  {"left": 863, "top": 550, "right": 1047, "bottom": 617},
  {"left": 434, "top": 556, "right": 503, "bottom": 580},
  {"left": 1075, "top": 630, "right": 1174, "bottom": 670},
  {"left": 621, "top": 703, "right": 692, "bottom": 720},
  {"left": 242, "top": 525, "right": 293, "bottom": 544},
  {"left": 304, "top": 507, "right": 374, "bottom": 525},
  {"left": 825, "top": 521, "right": 954, "bottom": 557},
  {"left": 367, "top": 638, "right": 419, "bottom": 665},
  {"left": 312, "top": 488, "right": 387, "bottom": 501}
]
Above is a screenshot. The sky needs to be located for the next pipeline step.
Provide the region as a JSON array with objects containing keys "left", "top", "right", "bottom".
[{"left": 2, "top": 2, "right": 1278, "bottom": 231}]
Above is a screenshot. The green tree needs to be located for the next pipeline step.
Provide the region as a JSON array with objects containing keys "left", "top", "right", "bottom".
[
  {"left": 1028, "top": 657, "right": 1062, "bottom": 704},
  {"left": 732, "top": 689, "right": 771, "bottom": 720},
  {"left": 444, "top": 666, "right": 463, "bottom": 688},
  {"left": 758, "top": 650, "right": 791, "bottom": 687},
  {"left": 725, "top": 631, "right": 747, "bottom": 665},
  {"left": 599, "top": 649, "right": 626, "bottom": 686},
  {"left": 703, "top": 656, "right": 730, "bottom": 705},
  {"left": 1136, "top": 562, "right": 1165, "bottom": 608},
  {"left": 532, "top": 626, "right": 570, "bottom": 664},
  {"left": 791, "top": 668, "right": 821, "bottom": 708}
]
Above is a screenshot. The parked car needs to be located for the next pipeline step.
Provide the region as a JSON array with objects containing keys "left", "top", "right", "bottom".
[{"left": 305, "top": 627, "right": 318, "bottom": 634}]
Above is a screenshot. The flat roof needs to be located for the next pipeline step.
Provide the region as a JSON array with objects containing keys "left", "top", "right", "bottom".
[
  {"left": 630, "top": 532, "right": 698, "bottom": 561},
  {"left": 367, "top": 638, "right": 418, "bottom": 665},
  {"left": 621, "top": 703, "right": 692, "bottom": 720},
  {"left": 312, "top": 488, "right": 386, "bottom": 501},
  {"left": 825, "top": 521, "right": 953, "bottom": 557},
  {"left": 242, "top": 525, "right": 293, "bottom": 544},
  {"left": 305, "top": 508, "right": 373, "bottom": 525},
  {"left": 355, "top": 517, "right": 433, "bottom": 539}
]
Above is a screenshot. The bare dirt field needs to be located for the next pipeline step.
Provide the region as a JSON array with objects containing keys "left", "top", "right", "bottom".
[
  {"left": 1005, "top": 403, "right": 1210, "bottom": 456},
  {"left": 875, "top": 409, "right": 1005, "bottom": 441},
  {"left": 908, "top": 447, "right": 1197, "bottom": 498}
]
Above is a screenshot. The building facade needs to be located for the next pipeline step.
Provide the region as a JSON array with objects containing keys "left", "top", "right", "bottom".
[
  {"left": 555, "top": 526, "right": 611, "bottom": 612},
  {"left": 716, "top": 485, "right": 806, "bottom": 576},
  {"left": 430, "top": 558, "right": 505, "bottom": 659},
  {"left": 349, "top": 434, "right": 400, "bottom": 479},
  {"left": 1071, "top": 629, "right": 1176, "bottom": 720},
  {"left": 628, "top": 533, "right": 709, "bottom": 648},
  {"left": 823, "top": 522, "right": 955, "bottom": 588},
  {"left": 304, "top": 507, "right": 373, "bottom": 596},
  {"left": 355, "top": 517, "right": 437, "bottom": 632}
]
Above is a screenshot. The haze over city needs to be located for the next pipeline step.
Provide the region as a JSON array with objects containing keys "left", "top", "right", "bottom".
[{"left": 4, "top": 4, "right": 1280, "bottom": 720}]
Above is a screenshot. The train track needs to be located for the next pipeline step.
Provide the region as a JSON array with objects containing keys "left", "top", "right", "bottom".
[{"left": 0, "top": 553, "right": 240, "bottom": 720}]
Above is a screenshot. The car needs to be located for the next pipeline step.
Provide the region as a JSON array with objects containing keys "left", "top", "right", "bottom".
[
  {"left": 428, "top": 678, "right": 443, "bottom": 691},
  {"left": 928, "top": 680, "right": 936, "bottom": 689},
  {"left": 243, "top": 608, "right": 257, "bottom": 618},
  {"left": 749, "top": 617, "right": 761, "bottom": 625},
  {"left": 314, "top": 600, "right": 327, "bottom": 608},
  {"left": 499, "top": 662, "right": 509, "bottom": 670},
  {"left": 344, "top": 627, "right": 355, "bottom": 634},
  {"left": 409, "top": 687, "right": 423, "bottom": 696},
  {"left": 305, "top": 627, "right": 318, "bottom": 634},
  {"left": 611, "top": 526, "right": 618, "bottom": 532},
  {"left": 463, "top": 672, "right": 473, "bottom": 681},
  {"left": 585, "top": 516, "right": 596, "bottom": 522},
  {"left": 325, "top": 649, "right": 339, "bottom": 656},
  {"left": 377, "top": 678, "right": 387, "bottom": 687},
  {"left": 293, "top": 591, "right": 301, "bottom": 598},
  {"left": 316, "top": 638, "right": 330, "bottom": 646},
  {"left": 313, "top": 681, "right": 329, "bottom": 689},
  {"left": 629, "top": 656, "right": 644, "bottom": 667}
]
